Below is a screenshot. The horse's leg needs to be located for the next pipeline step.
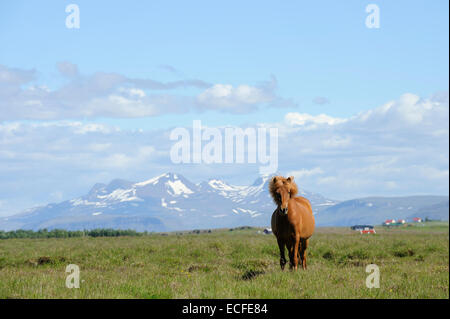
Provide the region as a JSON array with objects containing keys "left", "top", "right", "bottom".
[
  {"left": 300, "top": 238, "right": 309, "bottom": 270},
  {"left": 297, "top": 240, "right": 303, "bottom": 268},
  {"left": 276, "top": 237, "right": 287, "bottom": 270},
  {"left": 292, "top": 235, "right": 300, "bottom": 270},
  {"left": 286, "top": 241, "right": 294, "bottom": 270}
]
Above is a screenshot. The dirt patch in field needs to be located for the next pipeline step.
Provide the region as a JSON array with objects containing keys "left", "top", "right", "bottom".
[
  {"left": 393, "top": 248, "right": 415, "bottom": 257},
  {"left": 322, "top": 251, "right": 335, "bottom": 260},
  {"left": 241, "top": 269, "right": 265, "bottom": 280},
  {"left": 187, "top": 264, "right": 212, "bottom": 273},
  {"left": 232, "top": 259, "right": 270, "bottom": 270},
  {"left": 349, "top": 260, "right": 364, "bottom": 267},
  {"left": 26, "top": 256, "right": 66, "bottom": 266},
  {"left": 415, "top": 255, "right": 425, "bottom": 262},
  {"left": 346, "top": 249, "right": 370, "bottom": 260}
]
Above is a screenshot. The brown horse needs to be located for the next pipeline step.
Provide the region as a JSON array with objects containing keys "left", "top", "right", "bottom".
[{"left": 269, "top": 176, "right": 315, "bottom": 270}]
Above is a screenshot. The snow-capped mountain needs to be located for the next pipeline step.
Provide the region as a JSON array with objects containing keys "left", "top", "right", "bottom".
[{"left": 0, "top": 173, "right": 338, "bottom": 232}]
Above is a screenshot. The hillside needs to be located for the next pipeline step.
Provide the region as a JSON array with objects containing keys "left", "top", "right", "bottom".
[{"left": 316, "top": 196, "right": 449, "bottom": 226}]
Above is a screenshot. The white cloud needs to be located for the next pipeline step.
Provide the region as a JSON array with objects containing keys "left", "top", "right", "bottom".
[
  {"left": 195, "top": 76, "right": 296, "bottom": 113},
  {"left": 57, "top": 61, "right": 78, "bottom": 77},
  {"left": 197, "top": 83, "right": 273, "bottom": 112},
  {"left": 70, "top": 122, "right": 119, "bottom": 134},
  {"left": 0, "top": 91, "right": 447, "bottom": 215},
  {"left": 276, "top": 92, "right": 449, "bottom": 198},
  {"left": 285, "top": 112, "right": 346, "bottom": 127},
  {"left": 0, "top": 65, "right": 35, "bottom": 85},
  {"left": 288, "top": 167, "right": 324, "bottom": 179},
  {"left": 87, "top": 143, "right": 112, "bottom": 152},
  {"left": 415, "top": 166, "right": 449, "bottom": 180},
  {"left": 0, "top": 64, "right": 294, "bottom": 120},
  {"left": 0, "top": 120, "right": 172, "bottom": 216},
  {"left": 355, "top": 93, "right": 448, "bottom": 129},
  {"left": 322, "top": 136, "right": 351, "bottom": 148}
]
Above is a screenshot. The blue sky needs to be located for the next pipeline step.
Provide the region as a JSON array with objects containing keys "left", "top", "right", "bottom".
[
  {"left": 0, "top": 1, "right": 448, "bottom": 215},
  {"left": 1, "top": 1, "right": 448, "bottom": 124}
]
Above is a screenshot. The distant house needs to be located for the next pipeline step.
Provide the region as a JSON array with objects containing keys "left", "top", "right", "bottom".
[
  {"left": 412, "top": 217, "right": 423, "bottom": 223},
  {"left": 383, "top": 218, "right": 408, "bottom": 227},
  {"left": 360, "top": 229, "right": 376, "bottom": 234},
  {"left": 350, "top": 225, "right": 374, "bottom": 231},
  {"left": 263, "top": 228, "right": 272, "bottom": 234}
]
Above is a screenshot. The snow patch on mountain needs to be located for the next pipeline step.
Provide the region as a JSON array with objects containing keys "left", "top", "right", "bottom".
[
  {"left": 97, "top": 188, "right": 141, "bottom": 202},
  {"left": 166, "top": 180, "right": 194, "bottom": 196},
  {"left": 134, "top": 173, "right": 167, "bottom": 187},
  {"left": 70, "top": 198, "right": 106, "bottom": 207}
]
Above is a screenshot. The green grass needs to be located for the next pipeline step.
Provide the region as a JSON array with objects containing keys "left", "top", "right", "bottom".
[{"left": 0, "top": 223, "right": 448, "bottom": 299}]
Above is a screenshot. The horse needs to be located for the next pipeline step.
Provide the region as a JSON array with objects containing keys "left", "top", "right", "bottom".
[{"left": 269, "top": 176, "right": 315, "bottom": 270}]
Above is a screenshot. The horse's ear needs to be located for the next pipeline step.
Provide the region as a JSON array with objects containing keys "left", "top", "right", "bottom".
[
  {"left": 287, "top": 176, "right": 294, "bottom": 182},
  {"left": 272, "top": 177, "right": 277, "bottom": 183}
]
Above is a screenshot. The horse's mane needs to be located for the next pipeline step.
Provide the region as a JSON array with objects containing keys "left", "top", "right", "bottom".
[
  {"left": 269, "top": 178, "right": 281, "bottom": 206},
  {"left": 269, "top": 176, "right": 298, "bottom": 206},
  {"left": 290, "top": 180, "right": 299, "bottom": 197}
]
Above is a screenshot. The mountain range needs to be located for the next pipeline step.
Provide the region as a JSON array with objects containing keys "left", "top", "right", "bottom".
[{"left": 0, "top": 173, "right": 447, "bottom": 231}]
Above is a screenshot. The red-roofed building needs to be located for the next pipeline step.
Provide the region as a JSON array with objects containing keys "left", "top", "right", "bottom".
[
  {"left": 360, "top": 229, "right": 376, "bottom": 234},
  {"left": 384, "top": 219, "right": 396, "bottom": 225},
  {"left": 412, "top": 217, "right": 422, "bottom": 223}
]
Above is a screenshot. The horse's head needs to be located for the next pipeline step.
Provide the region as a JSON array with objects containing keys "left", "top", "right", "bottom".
[{"left": 269, "top": 176, "right": 298, "bottom": 215}]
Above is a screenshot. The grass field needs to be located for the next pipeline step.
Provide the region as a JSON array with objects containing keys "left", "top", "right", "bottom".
[{"left": 0, "top": 222, "right": 448, "bottom": 299}]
